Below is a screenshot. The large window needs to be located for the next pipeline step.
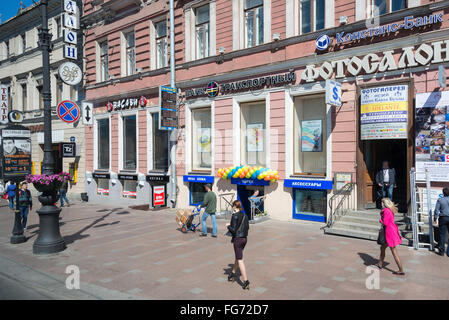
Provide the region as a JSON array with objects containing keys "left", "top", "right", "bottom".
[
  {"left": 152, "top": 113, "right": 169, "bottom": 171},
  {"left": 100, "top": 41, "right": 109, "bottom": 81},
  {"left": 294, "top": 189, "right": 327, "bottom": 221},
  {"left": 300, "top": 0, "right": 325, "bottom": 34},
  {"left": 195, "top": 5, "right": 210, "bottom": 59},
  {"left": 372, "top": 0, "right": 406, "bottom": 16},
  {"left": 155, "top": 20, "right": 168, "bottom": 68},
  {"left": 97, "top": 118, "right": 110, "bottom": 170},
  {"left": 21, "top": 83, "right": 27, "bottom": 110},
  {"left": 192, "top": 108, "right": 211, "bottom": 171},
  {"left": 294, "top": 96, "right": 327, "bottom": 175},
  {"left": 125, "top": 32, "right": 135, "bottom": 76},
  {"left": 190, "top": 183, "right": 207, "bottom": 205},
  {"left": 241, "top": 102, "right": 266, "bottom": 166},
  {"left": 123, "top": 115, "right": 137, "bottom": 170},
  {"left": 245, "top": 0, "right": 263, "bottom": 48}
]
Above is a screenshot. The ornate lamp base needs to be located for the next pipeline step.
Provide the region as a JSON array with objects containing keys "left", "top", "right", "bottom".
[{"left": 33, "top": 191, "right": 66, "bottom": 255}]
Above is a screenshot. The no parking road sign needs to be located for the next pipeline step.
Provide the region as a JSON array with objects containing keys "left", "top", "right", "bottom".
[{"left": 57, "top": 100, "right": 80, "bottom": 123}]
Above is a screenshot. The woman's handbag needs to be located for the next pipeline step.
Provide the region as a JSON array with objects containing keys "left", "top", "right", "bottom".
[
  {"left": 225, "top": 213, "right": 245, "bottom": 238},
  {"left": 377, "top": 226, "right": 386, "bottom": 245},
  {"left": 2, "top": 193, "right": 8, "bottom": 200}
]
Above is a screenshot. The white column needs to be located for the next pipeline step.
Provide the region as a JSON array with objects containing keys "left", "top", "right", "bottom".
[
  {"left": 355, "top": 0, "right": 366, "bottom": 21},
  {"left": 325, "top": 0, "right": 335, "bottom": 29},
  {"left": 210, "top": 0, "right": 217, "bottom": 56},
  {"left": 263, "top": 0, "right": 271, "bottom": 44},
  {"left": 285, "top": 0, "right": 294, "bottom": 38},
  {"left": 184, "top": 9, "right": 191, "bottom": 62}
]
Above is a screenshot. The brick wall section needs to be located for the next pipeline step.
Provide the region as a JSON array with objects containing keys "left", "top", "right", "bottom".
[
  {"left": 84, "top": 29, "right": 96, "bottom": 85},
  {"left": 214, "top": 98, "right": 234, "bottom": 170},
  {"left": 215, "top": 0, "right": 233, "bottom": 54},
  {"left": 108, "top": 32, "right": 121, "bottom": 79},
  {"left": 135, "top": 21, "right": 151, "bottom": 72},
  {"left": 272, "top": 0, "right": 287, "bottom": 40},
  {"left": 111, "top": 114, "right": 119, "bottom": 172},
  {"left": 176, "top": 102, "right": 186, "bottom": 176},
  {"left": 331, "top": 82, "right": 357, "bottom": 179},
  {"left": 335, "top": 0, "right": 356, "bottom": 25},
  {"left": 138, "top": 110, "right": 147, "bottom": 172},
  {"left": 269, "top": 91, "right": 286, "bottom": 179}
]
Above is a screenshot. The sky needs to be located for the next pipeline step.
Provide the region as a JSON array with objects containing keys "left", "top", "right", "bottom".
[{"left": 0, "top": 0, "right": 36, "bottom": 24}]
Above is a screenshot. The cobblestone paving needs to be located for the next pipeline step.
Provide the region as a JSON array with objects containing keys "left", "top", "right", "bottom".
[{"left": 0, "top": 202, "right": 448, "bottom": 300}]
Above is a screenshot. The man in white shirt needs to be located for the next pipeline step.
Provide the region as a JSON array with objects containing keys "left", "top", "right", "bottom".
[{"left": 375, "top": 160, "right": 396, "bottom": 201}]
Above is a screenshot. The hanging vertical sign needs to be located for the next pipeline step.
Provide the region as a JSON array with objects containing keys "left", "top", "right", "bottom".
[
  {"left": 159, "top": 86, "right": 178, "bottom": 131},
  {"left": 0, "top": 85, "right": 9, "bottom": 124},
  {"left": 63, "top": 0, "right": 79, "bottom": 61},
  {"left": 360, "top": 85, "right": 408, "bottom": 140}
]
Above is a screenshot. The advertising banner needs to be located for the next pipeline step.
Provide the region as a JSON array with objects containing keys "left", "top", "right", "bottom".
[
  {"left": 1, "top": 126, "right": 32, "bottom": 180},
  {"left": 415, "top": 91, "right": 449, "bottom": 182},
  {"left": 301, "top": 120, "right": 322, "bottom": 152},
  {"left": 153, "top": 185, "right": 165, "bottom": 207},
  {"left": 360, "top": 85, "right": 408, "bottom": 140},
  {"left": 247, "top": 123, "right": 264, "bottom": 152}
]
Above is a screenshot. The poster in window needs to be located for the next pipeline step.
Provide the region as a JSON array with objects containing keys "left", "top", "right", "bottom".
[
  {"left": 197, "top": 128, "right": 211, "bottom": 153},
  {"left": 247, "top": 123, "right": 264, "bottom": 152},
  {"left": 301, "top": 120, "right": 322, "bottom": 152}
]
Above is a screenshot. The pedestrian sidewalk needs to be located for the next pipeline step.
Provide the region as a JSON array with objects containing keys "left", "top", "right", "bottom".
[{"left": 0, "top": 202, "right": 448, "bottom": 300}]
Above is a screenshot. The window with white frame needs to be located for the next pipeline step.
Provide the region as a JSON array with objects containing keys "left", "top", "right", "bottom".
[
  {"left": 152, "top": 113, "right": 169, "bottom": 171},
  {"left": 125, "top": 32, "right": 136, "bottom": 76},
  {"left": 155, "top": 20, "right": 168, "bottom": 68},
  {"left": 97, "top": 118, "right": 110, "bottom": 170},
  {"left": 55, "top": 16, "right": 61, "bottom": 38},
  {"left": 370, "top": 0, "right": 406, "bottom": 16},
  {"left": 192, "top": 108, "right": 211, "bottom": 171},
  {"left": 245, "top": 0, "right": 264, "bottom": 48},
  {"left": 20, "top": 34, "right": 26, "bottom": 53},
  {"left": 100, "top": 41, "right": 109, "bottom": 81},
  {"left": 123, "top": 115, "right": 137, "bottom": 170},
  {"left": 241, "top": 102, "right": 266, "bottom": 166},
  {"left": 300, "top": 0, "right": 325, "bottom": 34},
  {"left": 195, "top": 4, "right": 210, "bottom": 59},
  {"left": 293, "top": 95, "right": 327, "bottom": 175}
]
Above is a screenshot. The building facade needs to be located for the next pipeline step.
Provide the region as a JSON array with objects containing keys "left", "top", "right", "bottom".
[
  {"left": 0, "top": 0, "right": 86, "bottom": 201},
  {"left": 83, "top": 0, "right": 449, "bottom": 220}
]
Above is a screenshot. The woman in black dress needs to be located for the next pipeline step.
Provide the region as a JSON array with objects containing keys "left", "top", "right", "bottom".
[{"left": 226, "top": 200, "right": 250, "bottom": 290}]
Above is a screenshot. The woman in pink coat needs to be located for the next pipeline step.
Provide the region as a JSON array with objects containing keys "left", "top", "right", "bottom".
[{"left": 375, "top": 198, "right": 405, "bottom": 275}]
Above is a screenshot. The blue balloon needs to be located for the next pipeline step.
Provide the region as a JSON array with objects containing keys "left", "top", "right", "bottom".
[{"left": 251, "top": 172, "right": 257, "bottom": 179}]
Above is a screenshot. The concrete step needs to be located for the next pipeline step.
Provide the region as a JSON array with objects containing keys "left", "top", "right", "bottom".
[
  {"left": 324, "top": 226, "right": 411, "bottom": 246},
  {"left": 332, "top": 221, "right": 380, "bottom": 233}
]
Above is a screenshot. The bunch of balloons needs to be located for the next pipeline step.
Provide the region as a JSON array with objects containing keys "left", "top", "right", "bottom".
[{"left": 217, "top": 165, "right": 280, "bottom": 182}]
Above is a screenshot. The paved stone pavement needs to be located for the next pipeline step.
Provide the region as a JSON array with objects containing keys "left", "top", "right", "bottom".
[{"left": 0, "top": 201, "right": 448, "bottom": 300}]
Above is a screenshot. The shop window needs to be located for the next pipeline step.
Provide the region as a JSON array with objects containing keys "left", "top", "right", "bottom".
[
  {"left": 96, "top": 178, "right": 109, "bottom": 196},
  {"left": 155, "top": 20, "right": 168, "bottom": 68},
  {"left": 245, "top": 0, "right": 264, "bottom": 48},
  {"left": 192, "top": 108, "right": 211, "bottom": 171},
  {"left": 190, "top": 182, "right": 207, "bottom": 205},
  {"left": 300, "top": 0, "right": 325, "bottom": 34},
  {"left": 152, "top": 113, "right": 169, "bottom": 171},
  {"left": 241, "top": 102, "right": 266, "bottom": 166},
  {"left": 370, "top": 0, "right": 406, "bottom": 16},
  {"left": 294, "top": 189, "right": 327, "bottom": 220},
  {"left": 97, "top": 118, "right": 110, "bottom": 170},
  {"left": 122, "top": 180, "right": 137, "bottom": 199},
  {"left": 123, "top": 115, "right": 137, "bottom": 170},
  {"left": 294, "top": 96, "right": 327, "bottom": 175},
  {"left": 195, "top": 4, "right": 210, "bottom": 59}
]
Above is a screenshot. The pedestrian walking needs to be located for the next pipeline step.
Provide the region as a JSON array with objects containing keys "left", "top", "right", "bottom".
[
  {"left": 59, "top": 179, "right": 70, "bottom": 207},
  {"left": 226, "top": 200, "right": 250, "bottom": 290},
  {"left": 5, "top": 180, "right": 17, "bottom": 211},
  {"left": 375, "top": 198, "right": 405, "bottom": 275},
  {"left": 434, "top": 187, "right": 449, "bottom": 257},
  {"left": 17, "top": 182, "right": 32, "bottom": 231},
  {"left": 199, "top": 183, "right": 217, "bottom": 237}
]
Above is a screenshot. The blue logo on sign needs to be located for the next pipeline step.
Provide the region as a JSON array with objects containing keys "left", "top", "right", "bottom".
[{"left": 316, "top": 34, "right": 331, "bottom": 51}]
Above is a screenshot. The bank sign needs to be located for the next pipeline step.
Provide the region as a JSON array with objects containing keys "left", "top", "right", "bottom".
[{"left": 316, "top": 14, "right": 443, "bottom": 50}]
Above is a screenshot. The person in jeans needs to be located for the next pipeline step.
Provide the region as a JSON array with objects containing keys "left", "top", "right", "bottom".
[
  {"left": 59, "top": 179, "right": 70, "bottom": 207},
  {"left": 226, "top": 200, "right": 250, "bottom": 290},
  {"left": 434, "top": 187, "right": 449, "bottom": 257},
  {"left": 199, "top": 183, "right": 217, "bottom": 238},
  {"left": 17, "top": 182, "right": 32, "bottom": 231},
  {"left": 375, "top": 160, "right": 396, "bottom": 201},
  {"left": 5, "top": 180, "right": 17, "bottom": 211}
]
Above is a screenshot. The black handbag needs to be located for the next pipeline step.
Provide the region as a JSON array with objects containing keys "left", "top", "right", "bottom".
[
  {"left": 225, "top": 213, "right": 244, "bottom": 238},
  {"left": 377, "top": 226, "right": 386, "bottom": 245}
]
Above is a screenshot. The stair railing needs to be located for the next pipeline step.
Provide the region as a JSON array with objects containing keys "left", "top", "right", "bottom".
[{"left": 322, "top": 182, "right": 354, "bottom": 230}]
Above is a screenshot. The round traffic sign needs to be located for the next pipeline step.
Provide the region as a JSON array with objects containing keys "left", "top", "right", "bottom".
[{"left": 57, "top": 100, "right": 80, "bottom": 123}]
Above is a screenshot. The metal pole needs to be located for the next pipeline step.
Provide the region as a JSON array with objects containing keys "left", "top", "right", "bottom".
[
  {"left": 40, "top": 0, "right": 54, "bottom": 175},
  {"left": 169, "top": 0, "right": 177, "bottom": 208}
]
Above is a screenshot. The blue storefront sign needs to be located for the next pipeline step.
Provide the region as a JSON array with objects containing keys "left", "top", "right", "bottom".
[
  {"left": 230, "top": 178, "right": 269, "bottom": 186},
  {"left": 284, "top": 179, "right": 333, "bottom": 190},
  {"left": 183, "top": 175, "right": 214, "bottom": 183}
]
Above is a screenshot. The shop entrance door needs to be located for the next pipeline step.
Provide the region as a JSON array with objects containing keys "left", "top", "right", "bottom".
[
  {"left": 237, "top": 185, "right": 264, "bottom": 219},
  {"left": 361, "top": 139, "right": 408, "bottom": 212}
]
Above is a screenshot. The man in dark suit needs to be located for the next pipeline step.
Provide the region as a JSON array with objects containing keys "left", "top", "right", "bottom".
[{"left": 375, "top": 160, "right": 396, "bottom": 201}]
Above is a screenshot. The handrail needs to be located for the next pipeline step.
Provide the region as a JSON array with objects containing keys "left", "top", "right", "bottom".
[{"left": 322, "top": 182, "right": 354, "bottom": 230}]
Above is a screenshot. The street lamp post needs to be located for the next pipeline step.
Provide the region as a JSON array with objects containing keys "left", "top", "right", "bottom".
[{"left": 33, "top": 0, "right": 66, "bottom": 254}]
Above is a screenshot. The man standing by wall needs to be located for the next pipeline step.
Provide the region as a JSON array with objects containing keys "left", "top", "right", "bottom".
[
  {"left": 376, "top": 160, "right": 396, "bottom": 201},
  {"left": 199, "top": 184, "right": 217, "bottom": 238},
  {"left": 434, "top": 187, "right": 449, "bottom": 257}
]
